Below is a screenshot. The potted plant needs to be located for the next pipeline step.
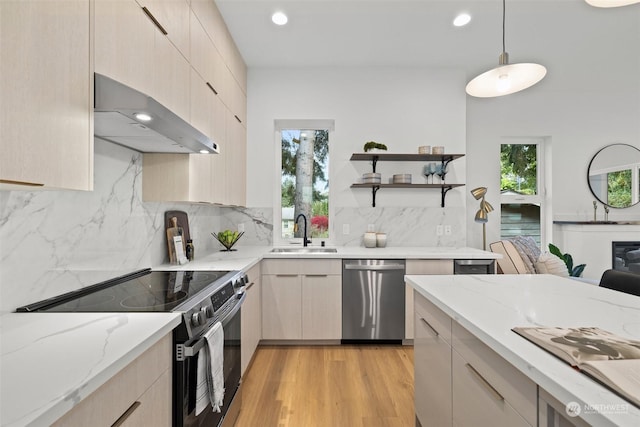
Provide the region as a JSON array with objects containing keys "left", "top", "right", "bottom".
[
  {"left": 549, "top": 243, "right": 586, "bottom": 277},
  {"left": 363, "top": 141, "right": 388, "bottom": 152}
]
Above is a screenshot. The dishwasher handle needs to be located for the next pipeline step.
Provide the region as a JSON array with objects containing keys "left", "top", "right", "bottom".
[{"left": 344, "top": 263, "right": 405, "bottom": 271}]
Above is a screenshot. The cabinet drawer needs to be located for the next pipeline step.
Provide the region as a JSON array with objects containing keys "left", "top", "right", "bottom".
[
  {"left": 414, "top": 291, "right": 452, "bottom": 344},
  {"left": 452, "top": 322, "right": 536, "bottom": 425},
  {"left": 52, "top": 334, "right": 172, "bottom": 426},
  {"left": 262, "top": 259, "right": 341, "bottom": 275},
  {"left": 452, "top": 351, "right": 532, "bottom": 427}
]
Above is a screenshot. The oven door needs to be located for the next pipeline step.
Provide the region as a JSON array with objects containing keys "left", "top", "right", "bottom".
[{"left": 175, "top": 294, "right": 244, "bottom": 427}]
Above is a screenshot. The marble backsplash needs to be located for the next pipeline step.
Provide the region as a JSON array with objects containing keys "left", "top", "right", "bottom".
[
  {"left": 0, "top": 140, "right": 272, "bottom": 314},
  {"left": 0, "top": 138, "right": 465, "bottom": 314}
]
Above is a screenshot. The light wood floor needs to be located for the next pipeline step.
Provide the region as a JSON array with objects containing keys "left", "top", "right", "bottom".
[{"left": 235, "top": 345, "right": 414, "bottom": 427}]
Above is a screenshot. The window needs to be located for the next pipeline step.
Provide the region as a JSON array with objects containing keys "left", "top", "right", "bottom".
[
  {"left": 500, "top": 139, "right": 546, "bottom": 246},
  {"left": 276, "top": 121, "right": 332, "bottom": 243}
]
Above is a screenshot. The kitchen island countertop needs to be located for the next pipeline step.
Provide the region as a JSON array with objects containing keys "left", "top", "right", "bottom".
[
  {"left": 0, "top": 312, "right": 181, "bottom": 427},
  {"left": 405, "top": 273, "right": 640, "bottom": 427}
]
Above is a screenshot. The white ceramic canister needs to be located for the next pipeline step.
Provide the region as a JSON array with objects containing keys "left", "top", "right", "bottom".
[
  {"left": 364, "top": 232, "right": 377, "bottom": 248},
  {"left": 432, "top": 146, "right": 444, "bottom": 155},
  {"left": 376, "top": 233, "right": 387, "bottom": 248}
]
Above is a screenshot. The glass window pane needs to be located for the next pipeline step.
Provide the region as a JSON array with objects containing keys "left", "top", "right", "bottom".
[
  {"left": 500, "top": 144, "right": 537, "bottom": 196},
  {"left": 500, "top": 203, "right": 541, "bottom": 246},
  {"left": 281, "top": 129, "right": 329, "bottom": 240}
]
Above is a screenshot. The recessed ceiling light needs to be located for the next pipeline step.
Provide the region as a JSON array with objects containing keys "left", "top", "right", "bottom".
[
  {"left": 134, "top": 113, "right": 152, "bottom": 122},
  {"left": 453, "top": 13, "right": 471, "bottom": 27},
  {"left": 272, "top": 11, "right": 288, "bottom": 26},
  {"left": 199, "top": 149, "right": 210, "bottom": 154}
]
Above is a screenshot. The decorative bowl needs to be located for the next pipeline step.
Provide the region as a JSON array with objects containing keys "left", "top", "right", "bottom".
[{"left": 211, "top": 231, "right": 244, "bottom": 251}]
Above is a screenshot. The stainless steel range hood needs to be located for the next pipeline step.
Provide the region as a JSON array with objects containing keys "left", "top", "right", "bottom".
[{"left": 94, "top": 73, "right": 218, "bottom": 154}]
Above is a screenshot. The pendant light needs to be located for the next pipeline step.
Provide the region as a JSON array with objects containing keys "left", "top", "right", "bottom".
[
  {"left": 585, "top": 0, "right": 639, "bottom": 7},
  {"left": 466, "top": 0, "right": 547, "bottom": 98}
]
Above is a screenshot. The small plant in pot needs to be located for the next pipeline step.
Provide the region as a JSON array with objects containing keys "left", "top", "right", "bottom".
[
  {"left": 363, "top": 141, "right": 388, "bottom": 152},
  {"left": 549, "top": 243, "right": 586, "bottom": 277}
]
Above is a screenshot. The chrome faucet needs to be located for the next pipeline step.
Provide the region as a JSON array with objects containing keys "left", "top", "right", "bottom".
[{"left": 294, "top": 213, "right": 312, "bottom": 247}]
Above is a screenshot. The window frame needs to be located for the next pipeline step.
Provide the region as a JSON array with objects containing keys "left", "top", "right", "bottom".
[{"left": 273, "top": 119, "right": 335, "bottom": 246}]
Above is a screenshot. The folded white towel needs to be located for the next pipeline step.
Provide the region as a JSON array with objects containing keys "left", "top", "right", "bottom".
[{"left": 195, "top": 322, "right": 225, "bottom": 416}]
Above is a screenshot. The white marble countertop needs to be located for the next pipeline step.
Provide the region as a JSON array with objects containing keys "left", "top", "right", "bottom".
[
  {"left": 0, "top": 312, "right": 181, "bottom": 427},
  {"left": 405, "top": 274, "right": 640, "bottom": 427},
  {"left": 157, "top": 245, "right": 499, "bottom": 270}
]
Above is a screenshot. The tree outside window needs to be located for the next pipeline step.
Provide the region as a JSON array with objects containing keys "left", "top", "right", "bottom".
[{"left": 281, "top": 129, "right": 329, "bottom": 240}]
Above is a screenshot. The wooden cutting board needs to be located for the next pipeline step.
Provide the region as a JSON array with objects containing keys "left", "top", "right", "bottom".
[
  {"left": 164, "top": 210, "right": 191, "bottom": 242},
  {"left": 165, "top": 211, "right": 190, "bottom": 264}
]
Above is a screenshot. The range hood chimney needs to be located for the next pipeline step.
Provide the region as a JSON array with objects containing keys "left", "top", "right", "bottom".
[{"left": 94, "top": 73, "right": 218, "bottom": 154}]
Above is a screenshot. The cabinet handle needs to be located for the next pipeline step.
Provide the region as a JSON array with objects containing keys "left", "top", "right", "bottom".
[
  {"left": 305, "top": 274, "right": 328, "bottom": 277},
  {"left": 111, "top": 401, "right": 141, "bottom": 427},
  {"left": 234, "top": 114, "right": 242, "bottom": 124},
  {"left": 246, "top": 281, "right": 255, "bottom": 290},
  {"left": 275, "top": 274, "right": 298, "bottom": 277},
  {"left": 419, "top": 317, "right": 439, "bottom": 337},
  {"left": 465, "top": 363, "right": 504, "bottom": 402},
  {"left": 141, "top": 7, "right": 168, "bottom": 35},
  {"left": 0, "top": 179, "right": 44, "bottom": 187},
  {"left": 206, "top": 82, "right": 218, "bottom": 95}
]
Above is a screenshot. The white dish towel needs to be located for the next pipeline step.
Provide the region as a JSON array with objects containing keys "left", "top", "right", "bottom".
[{"left": 195, "top": 321, "right": 225, "bottom": 415}]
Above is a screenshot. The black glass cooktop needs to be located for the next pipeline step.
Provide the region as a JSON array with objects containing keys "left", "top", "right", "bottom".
[{"left": 17, "top": 269, "right": 233, "bottom": 313}]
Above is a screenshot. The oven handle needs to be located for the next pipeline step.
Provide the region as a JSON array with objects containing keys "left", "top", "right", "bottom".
[{"left": 176, "top": 292, "right": 246, "bottom": 361}]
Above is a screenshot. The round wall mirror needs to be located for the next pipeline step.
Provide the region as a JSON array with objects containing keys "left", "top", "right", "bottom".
[{"left": 588, "top": 143, "right": 640, "bottom": 208}]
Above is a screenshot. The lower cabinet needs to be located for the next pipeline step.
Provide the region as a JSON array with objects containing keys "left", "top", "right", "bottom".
[
  {"left": 52, "top": 333, "right": 172, "bottom": 427},
  {"left": 414, "top": 291, "right": 452, "bottom": 427},
  {"left": 413, "top": 291, "right": 536, "bottom": 427},
  {"left": 405, "top": 259, "right": 453, "bottom": 339},
  {"left": 241, "top": 263, "right": 262, "bottom": 376},
  {"left": 262, "top": 259, "right": 341, "bottom": 341}
]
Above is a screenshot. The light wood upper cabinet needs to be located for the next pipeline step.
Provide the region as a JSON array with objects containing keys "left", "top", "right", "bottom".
[
  {"left": 142, "top": 153, "right": 212, "bottom": 202},
  {"left": 0, "top": 0, "right": 93, "bottom": 190},
  {"left": 137, "top": 0, "right": 246, "bottom": 206},
  {"left": 95, "top": 0, "right": 154, "bottom": 99},
  {"left": 138, "top": 0, "right": 190, "bottom": 61},
  {"left": 225, "top": 110, "right": 246, "bottom": 207}
]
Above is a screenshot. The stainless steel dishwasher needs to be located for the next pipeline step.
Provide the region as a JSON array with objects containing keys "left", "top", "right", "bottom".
[{"left": 342, "top": 259, "right": 405, "bottom": 342}]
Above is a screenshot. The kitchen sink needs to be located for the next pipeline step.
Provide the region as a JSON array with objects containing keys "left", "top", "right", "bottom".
[{"left": 270, "top": 247, "right": 338, "bottom": 254}]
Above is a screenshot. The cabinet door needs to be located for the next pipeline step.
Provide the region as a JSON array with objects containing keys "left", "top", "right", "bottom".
[
  {"left": 414, "top": 311, "right": 452, "bottom": 427},
  {"left": 152, "top": 29, "right": 190, "bottom": 122},
  {"left": 117, "top": 369, "right": 171, "bottom": 427},
  {"left": 452, "top": 351, "right": 531, "bottom": 427},
  {"left": 302, "top": 275, "right": 341, "bottom": 340},
  {"left": 405, "top": 259, "right": 453, "bottom": 339},
  {"left": 241, "top": 265, "right": 262, "bottom": 376},
  {"left": 95, "top": 0, "right": 155, "bottom": 98},
  {"left": 225, "top": 109, "right": 246, "bottom": 207},
  {"left": 1, "top": 0, "right": 92, "bottom": 190},
  {"left": 261, "top": 275, "right": 301, "bottom": 340},
  {"left": 142, "top": 0, "right": 190, "bottom": 61}
]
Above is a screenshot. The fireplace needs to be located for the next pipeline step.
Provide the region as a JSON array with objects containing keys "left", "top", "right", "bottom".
[{"left": 612, "top": 241, "right": 640, "bottom": 274}]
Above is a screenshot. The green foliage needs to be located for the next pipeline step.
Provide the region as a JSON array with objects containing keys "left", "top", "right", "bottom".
[
  {"left": 548, "top": 243, "right": 586, "bottom": 277},
  {"left": 500, "top": 144, "right": 537, "bottom": 195},
  {"left": 363, "top": 141, "right": 387, "bottom": 152},
  {"left": 607, "top": 169, "right": 632, "bottom": 207}
]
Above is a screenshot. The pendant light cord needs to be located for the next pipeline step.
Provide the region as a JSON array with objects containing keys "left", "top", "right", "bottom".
[{"left": 502, "top": 0, "right": 506, "bottom": 53}]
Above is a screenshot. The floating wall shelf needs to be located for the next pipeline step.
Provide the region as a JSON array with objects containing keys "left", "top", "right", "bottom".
[{"left": 349, "top": 153, "right": 465, "bottom": 207}]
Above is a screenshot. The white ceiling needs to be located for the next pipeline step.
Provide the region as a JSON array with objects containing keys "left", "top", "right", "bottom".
[{"left": 216, "top": 0, "right": 640, "bottom": 85}]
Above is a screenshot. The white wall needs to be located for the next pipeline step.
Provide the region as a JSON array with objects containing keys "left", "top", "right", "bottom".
[{"left": 246, "top": 67, "right": 468, "bottom": 246}]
